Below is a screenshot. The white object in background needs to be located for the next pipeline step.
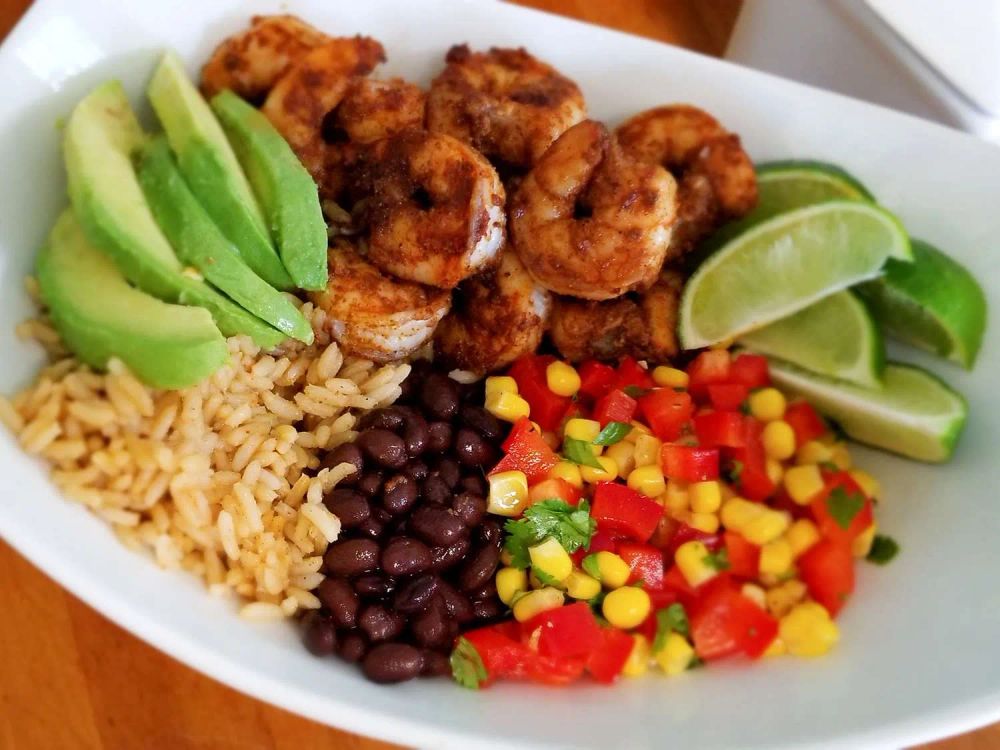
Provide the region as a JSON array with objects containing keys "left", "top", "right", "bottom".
[{"left": 726, "top": 0, "right": 1000, "bottom": 143}]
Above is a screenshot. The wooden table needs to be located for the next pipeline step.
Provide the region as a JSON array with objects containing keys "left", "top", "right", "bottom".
[{"left": 0, "top": 1, "right": 991, "bottom": 748}]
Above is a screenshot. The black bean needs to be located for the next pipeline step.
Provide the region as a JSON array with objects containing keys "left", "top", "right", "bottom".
[
  {"left": 420, "top": 373, "right": 460, "bottom": 420},
  {"left": 426, "top": 421, "right": 453, "bottom": 453},
  {"left": 353, "top": 573, "right": 396, "bottom": 600},
  {"left": 410, "top": 506, "right": 468, "bottom": 547},
  {"left": 381, "top": 536, "right": 432, "bottom": 577},
  {"left": 420, "top": 475, "right": 452, "bottom": 505},
  {"left": 337, "top": 631, "right": 367, "bottom": 663},
  {"left": 477, "top": 517, "right": 504, "bottom": 548},
  {"left": 421, "top": 650, "right": 453, "bottom": 677},
  {"left": 357, "top": 471, "right": 384, "bottom": 497},
  {"left": 403, "top": 459, "right": 429, "bottom": 482},
  {"left": 454, "top": 428, "right": 495, "bottom": 467},
  {"left": 401, "top": 410, "right": 429, "bottom": 456},
  {"left": 398, "top": 362, "right": 428, "bottom": 403},
  {"left": 358, "top": 604, "right": 406, "bottom": 642},
  {"left": 472, "top": 598, "right": 505, "bottom": 622},
  {"left": 323, "top": 488, "right": 370, "bottom": 528},
  {"left": 355, "top": 514, "right": 386, "bottom": 540},
  {"left": 324, "top": 538, "right": 380, "bottom": 577},
  {"left": 468, "top": 580, "right": 498, "bottom": 602},
  {"left": 302, "top": 612, "right": 337, "bottom": 656},
  {"left": 458, "top": 544, "right": 501, "bottom": 592},
  {"left": 434, "top": 457, "right": 461, "bottom": 488},
  {"left": 321, "top": 443, "right": 364, "bottom": 484},
  {"left": 315, "top": 578, "right": 359, "bottom": 629},
  {"left": 428, "top": 537, "right": 471, "bottom": 573},
  {"left": 392, "top": 574, "right": 440, "bottom": 613},
  {"left": 435, "top": 582, "right": 474, "bottom": 624},
  {"left": 410, "top": 603, "right": 457, "bottom": 649},
  {"left": 451, "top": 492, "right": 487, "bottom": 527},
  {"left": 459, "top": 405, "right": 505, "bottom": 441},
  {"left": 362, "top": 643, "right": 424, "bottom": 684},
  {"left": 459, "top": 474, "right": 487, "bottom": 497},
  {"left": 381, "top": 474, "right": 418, "bottom": 515},
  {"left": 360, "top": 407, "right": 405, "bottom": 432},
  {"left": 357, "top": 429, "right": 407, "bottom": 469}
]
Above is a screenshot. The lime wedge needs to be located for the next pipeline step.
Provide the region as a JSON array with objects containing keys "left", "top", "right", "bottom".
[
  {"left": 767, "top": 358, "right": 967, "bottom": 463},
  {"left": 679, "top": 201, "right": 911, "bottom": 349},
  {"left": 739, "top": 291, "right": 885, "bottom": 388},
  {"left": 857, "top": 239, "right": 987, "bottom": 369}
]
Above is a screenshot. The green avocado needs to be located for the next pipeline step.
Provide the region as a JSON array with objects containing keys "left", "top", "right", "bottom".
[
  {"left": 211, "top": 90, "right": 328, "bottom": 291},
  {"left": 38, "top": 210, "right": 228, "bottom": 389},
  {"left": 63, "top": 80, "right": 285, "bottom": 350},
  {"left": 136, "top": 137, "right": 314, "bottom": 344},
  {"left": 147, "top": 52, "right": 294, "bottom": 290}
]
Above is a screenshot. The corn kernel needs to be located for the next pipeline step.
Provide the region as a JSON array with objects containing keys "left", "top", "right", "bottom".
[
  {"left": 528, "top": 537, "right": 574, "bottom": 582},
  {"left": 741, "top": 508, "right": 791, "bottom": 546},
  {"left": 487, "top": 470, "right": 529, "bottom": 516},
  {"left": 853, "top": 521, "right": 877, "bottom": 557},
  {"left": 664, "top": 479, "right": 690, "bottom": 514},
  {"left": 741, "top": 583, "right": 767, "bottom": 609},
  {"left": 564, "top": 569, "right": 601, "bottom": 600},
  {"left": 763, "top": 637, "right": 787, "bottom": 657},
  {"left": 623, "top": 634, "right": 651, "bottom": 677},
  {"left": 829, "top": 442, "right": 852, "bottom": 470},
  {"left": 652, "top": 366, "right": 689, "bottom": 389},
  {"left": 849, "top": 469, "right": 881, "bottom": 500},
  {"left": 796, "top": 440, "right": 832, "bottom": 466},
  {"left": 485, "top": 391, "right": 530, "bottom": 422},
  {"left": 500, "top": 549, "right": 513, "bottom": 566},
  {"left": 779, "top": 602, "right": 840, "bottom": 656},
  {"left": 689, "top": 480, "right": 722, "bottom": 513},
  {"left": 655, "top": 632, "right": 695, "bottom": 675},
  {"left": 607, "top": 441, "right": 637, "bottom": 477},
  {"left": 580, "top": 455, "right": 617, "bottom": 483},
  {"left": 759, "top": 538, "right": 794, "bottom": 576},
  {"left": 546, "top": 360, "right": 581, "bottom": 397},
  {"left": 549, "top": 461, "right": 583, "bottom": 489},
  {"left": 564, "top": 417, "right": 601, "bottom": 442},
  {"left": 765, "top": 458, "right": 784, "bottom": 486},
  {"left": 633, "top": 433, "right": 662, "bottom": 468},
  {"left": 748, "top": 387, "right": 786, "bottom": 422},
  {"left": 720, "top": 498, "right": 760, "bottom": 530},
  {"left": 685, "top": 511, "right": 720, "bottom": 534},
  {"left": 628, "top": 464, "right": 666, "bottom": 498},
  {"left": 762, "top": 420, "right": 796, "bottom": 461},
  {"left": 602, "top": 586, "right": 651, "bottom": 629},
  {"left": 675, "top": 540, "right": 717, "bottom": 587},
  {"left": 765, "top": 579, "right": 807, "bottom": 618},
  {"left": 512, "top": 587, "right": 565, "bottom": 622},
  {"left": 594, "top": 551, "right": 631, "bottom": 589},
  {"left": 784, "top": 464, "right": 825, "bottom": 505},
  {"left": 495, "top": 567, "right": 528, "bottom": 605},
  {"left": 786, "top": 519, "right": 820, "bottom": 558},
  {"left": 485, "top": 375, "right": 518, "bottom": 398}
]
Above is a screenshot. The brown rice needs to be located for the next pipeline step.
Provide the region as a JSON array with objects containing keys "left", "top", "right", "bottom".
[{"left": 1, "top": 301, "right": 409, "bottom": 618}]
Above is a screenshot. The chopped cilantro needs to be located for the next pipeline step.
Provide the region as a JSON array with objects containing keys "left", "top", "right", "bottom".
[
  {"left": 688, "top": 656, "right": 705, "bottom": 670},
  {"left": 623, "top": 385, "right": 651, "bottom": 399},
  {"left": 593, "top": 421, "right": 632, "bottom": 446},
  {"left": 826, "top": 486, "right": 866, "bottom": 530},
  {"left": 450, "top": 637, "right": 487, "bottom": 689},
  {"left": 582, "top": 553, "right": 602, "bottom": 581},
  {"left": 562, "top": 437, "right": 604, "bottom": 468},
  {"left": 703, "top": 547, "right": 730, "bottom": 572},
  {"left": 652, "top": 603, "right": 690, "bottom": 653},
  {"left": 503, "top": 499, "right": 597, "bottom": 569},
  {"left": 724, "top": 460, "right": 744, "bottom": 484},
  {"left": 533, "top": 566, "right": 563, "bottom": 587},
  {"left": 867, "top": 534, "right": 900, "bottom": 565},
  {"left": 819, "top": 461, "right": 841, "bottom": 473}
]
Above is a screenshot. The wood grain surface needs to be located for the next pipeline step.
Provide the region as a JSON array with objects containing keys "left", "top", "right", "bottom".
[{"left": 0, "top": 1, "right": 991, "bottom": 748}]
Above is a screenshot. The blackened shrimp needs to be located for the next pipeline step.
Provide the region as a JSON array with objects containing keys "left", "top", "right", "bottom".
[
  {"left": 616, "top": 104, "right": 757, "bottom": 258},
  {"left": 363, "top": 129, "right": 506, "bottom": 289},
  {"left": 509, "top": 120, "right": 677, "bottom": 301},
  {"left": 426, "top": 45, "right": 586, "bottom": 172},
  {"left": 309, "top": 241, "right": 451, "bottom": 363},
  {"left": 549, "top": 271, "right": 684, "bottom": 363},
  {"left": 434, "top": 247, "right": 552, "bottom": 373}
]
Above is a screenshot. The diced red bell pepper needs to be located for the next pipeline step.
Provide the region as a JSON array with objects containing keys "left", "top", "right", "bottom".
[
  {"left": 689, "top": 576, "right": 778, "bottom": 660},
  {"left": 593, "top": 388, "right": 638, "bottom": 427},
  {"left": 666, "top": 523, "right": 721, "bottom": 557},
  {"left": 463, "top": 623, "right": 586, "bottom": 686},
  {"left": 810, "top": 473, "right": 874, "bottom": 545},
  {"left": 578, "top": 360, "right": 617, "bottom": 400},
  {"left": 729, "top": 353, "right": 770, "bottom": 389},
  {"left": 528, "top": 477, "right": 582, "bottom": 506},
  {"left": 693, "top": 411, "right": 747, "bottom": 448},
  {"left": 707, "top": 383, "right": 750, "bottom": 412},
  {"left": 663, "top": 564, "right": 700, "bottom": 600},
  {"left": 784, "top": 401, "right": 828, "bottom": 445},
  {"left": 490, "top": 417, "right": 559, "bottom": 484},
  {"left": 526, "top": 602, "right": 603, "bottom": 660},
  {"left": 725, "top": 419, "right": 774, "bottom": 501},
  {"left": 572, "top": 527, "right": 621, "bottom": 565},
  {"left": 586, "top": 627, "right": 635, "bottom": 683},
  {"left": 798, "top": 539, "right": 855, "bottom": 617},
  {"left": 508, "top": 355, "right": 573, "bottom": 432},
  {"left": 617, "top": 542, "right": 665, "bottom": 590},
  {"left": 614, "top": 356, "right": 655, "bottom": 391},
  {"left": 639, "top": 388, "right": 694, "bottom": 441},
  {"left": 687, "top": 350, "right": 731, "bottom": 397},
  {"left": 591, "top": 482, "right": 664, "bottom": 542},
  {"left": 723, "top": 531, "right": 761, "bottom": 579},
  {"left": 661, "top": 444, "right": 719, "bottom": 482}
]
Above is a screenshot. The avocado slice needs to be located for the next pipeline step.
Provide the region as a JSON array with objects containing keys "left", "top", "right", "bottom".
[
  {"left": 147, "top": 52, "right": 294, "bottom": 291},
  {"left": 136, "top": 137, "right": 314, "bottom": 344},
  {"left": 63, "top": 80, "right": 285, "bottom": 350},
  {"left": 211, "top": 90, "right": 328, "bottom": 291},
  {"left": 38, "top": 210, "right": 228, "bottom": 389}
]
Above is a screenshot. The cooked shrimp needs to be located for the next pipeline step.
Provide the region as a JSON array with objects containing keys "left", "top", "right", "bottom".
[
  {"left": 435, "top": 247, "right": 552, "bottom": 373},
  {"left": 362, "top": 129, "right": 506, "bottom": 289},
  {"left": 332, "top": 78, "right": 426, "bottom": 146},
  {"left": 426, "top": 45, "right": 586, "bottom": 172},
  {"left": 309, "top": 241, "right": 451, "bottom": 363},
  {"left": 616, "top": 105, "right": 757, "bottom": 257},
  {"left": 549, "top": 270, "right": 684, "bottom": 363},
  {"left": 200, "top": 15, "right": 330, "bottom": 101},
  {"left": 509, "top": 119, "right": 677, "bottom": 301},
  {"left": 262, "top": 36, "right": 386, "bottom": 185}
]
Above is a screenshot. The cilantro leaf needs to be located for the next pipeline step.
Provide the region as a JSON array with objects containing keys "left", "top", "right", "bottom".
[
  {"left": 623, "top": 385, "right": 651, "bottom": 399},
  {"left": 703, "top": 547, "right": 730, "bottom": 572},
  {"left": 724, "top": 460, "right": 744, "bottom": 484},
  {"left": 562, "top": 437, "right": 603, "bottom": 468},
  {"left": 593, "top": 421, "right": 633, "bottom": 446},
  {"left": 582, "top": 553, "right": 602, "bottom": 581},
  {"left": 826, "top": 486, "right": 865, "bottom": 530},
  {"left": 867, "top": 534, "right": 900, "bottom": 565},
  {"left": 819, "top": 461, "right": 841, "bottom": 473},
  {"left": 652, "top": 603, "right": 690, "bottom": 653},
  {"left": 533, "top": 567, "right": 563, "bottom": 586},
  {"left": 450, "top": 637, "right": 487, "bottom": 689},
  {"left": 503, "top": 499, "right": 597, "bottom": 570}
]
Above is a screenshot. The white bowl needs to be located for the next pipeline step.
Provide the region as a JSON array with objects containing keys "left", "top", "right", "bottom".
[{"left": 2, "top": 1, "right": 999, "bottom": 748}]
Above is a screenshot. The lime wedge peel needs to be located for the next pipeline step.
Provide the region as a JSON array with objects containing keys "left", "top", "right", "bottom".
[
  {"left": 767, "top": 357, "right": 968, "bottom": 463},
  {"left": 756, "top": 160, "right": 875, "bottom": 203},
  {"left": 679, "top": 200, "right": 912, "bottom": 349},
  {"left": 739, "top": 290, "right": 885, "bottom": 389}
]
